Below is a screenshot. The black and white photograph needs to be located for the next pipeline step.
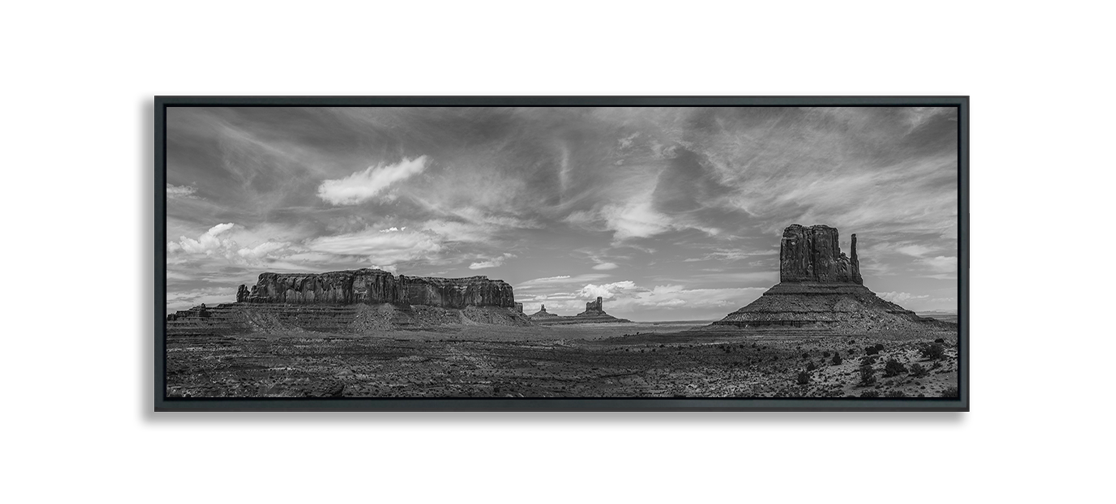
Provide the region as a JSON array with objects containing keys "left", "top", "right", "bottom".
[{"left": 161, "top": 101, "right": 964, "bottom": 405}]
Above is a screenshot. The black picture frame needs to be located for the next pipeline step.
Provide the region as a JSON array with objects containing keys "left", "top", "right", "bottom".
[{"left": 155, "top": 96, "right": 968, "bottom": 412}]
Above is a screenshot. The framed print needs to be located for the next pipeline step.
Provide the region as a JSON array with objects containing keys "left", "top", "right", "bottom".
[{"left": 155, "top": 96, "right": 968, "bottom": 411}]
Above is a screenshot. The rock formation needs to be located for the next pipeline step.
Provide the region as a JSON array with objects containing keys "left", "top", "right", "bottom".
[
  {"left": 713, "top": 224, "right": 949, "bottom": 333},
  {"left": 244, "top": 268, "right": 516, "bottom": 309},
  {"left": 780, "top": 224, "right": 862, "bottom": 284},
  {"left": 166, "top": 268, "right": 530, "bottom": 336},
  {"left": 533, "top": 297, "right": 631, "bottom": 325},
  {"left": 529, "top": 304, "right": 559, "bottom": 319},
  {"left": 578, "top": 297, "right": 605, "bottom": 317}
]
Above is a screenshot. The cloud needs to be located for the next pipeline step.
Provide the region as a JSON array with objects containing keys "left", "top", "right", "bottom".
[
  {"left": 166, "top": 184, "right": 198, "bottom": 199},
  {"left": 915, "top": 255, "right": 958, "bottom": 279},
  {"left": 306, "top": 228, "right": 442, "bottom": 265},
  {"left": 895, "top": 244, "right": 935, "bottom": 257},
  {"left": 577, "top": 281, "right": 638, "bottom": 299},
  {"left": 592, "top": 262, "right": 618, "bottom": 270},
  {"left": 236, "top": 241, "right": 290, "bottom": 261},
  {"left": 601, "top": 200, "right": 673, "bottom": 240},
  {"left": 516, "top": 274, "right": 611, "bottom": 288},
  {"left": 317, "top": 156, "right": 428, "bottom": 205},
  {"left": 523, "top": 282, "right": 769, "bottom": 319},
  {"left": 168, "top": 223, "right": 236, "bottom": 255},
  {"left": 469, "top": 253, "right": 516, "bottom": 270}
]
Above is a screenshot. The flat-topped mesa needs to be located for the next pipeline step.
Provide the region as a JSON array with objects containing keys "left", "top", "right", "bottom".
[
  {"left": 242, "top": 268, "right": 516, "bottom": 309},
  {"left": 780, "top": 224, "right": 862, "bottom": 284}
]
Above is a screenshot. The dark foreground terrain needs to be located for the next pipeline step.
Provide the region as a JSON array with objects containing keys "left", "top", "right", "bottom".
[{"left": 166, "top": 322, "right": 959, "bottom": 398}]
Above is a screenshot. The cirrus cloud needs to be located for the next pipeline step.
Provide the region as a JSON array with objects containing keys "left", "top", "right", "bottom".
[{"left": 317, "top": 156, "right": 428, "bottom": 205}]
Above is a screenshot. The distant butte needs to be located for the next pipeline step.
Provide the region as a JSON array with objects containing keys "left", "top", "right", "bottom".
[
  {"left": 713, "top": 224, "right": 950, "bottom": 333},
  {"left": 166, "top": 268, "right": 532, "bottom": 335},
  {"left": 532, "top": 297, "right": 631, "bottom": 325},
  {"left": 529, "top": 304, "right": 559, "bottom": 319}
]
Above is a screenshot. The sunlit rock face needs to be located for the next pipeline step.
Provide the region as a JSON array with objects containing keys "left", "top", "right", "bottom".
[{"left": 243, "top": 268, "right": 516, "bottom": 309}]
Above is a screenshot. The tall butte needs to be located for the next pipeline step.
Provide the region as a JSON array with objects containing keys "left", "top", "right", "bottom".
[{"left": 713, "top": 224, "right": 944, "bottom": 332}]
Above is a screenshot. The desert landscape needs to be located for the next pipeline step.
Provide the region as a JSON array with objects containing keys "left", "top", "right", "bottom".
[{"left": 166, "top": 224, "right": 959, "bottom": 399}]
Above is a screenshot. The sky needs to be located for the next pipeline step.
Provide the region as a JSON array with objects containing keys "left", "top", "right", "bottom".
[{"left": 165, "top": 106, "right": 959, "bottom": 320}]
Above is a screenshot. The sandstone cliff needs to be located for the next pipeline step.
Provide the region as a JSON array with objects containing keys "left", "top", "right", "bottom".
[
  {"left": 714, "top": 224, "right": 950, "bottom": 333},
  {"left": 244, "top": 268, "right": 516, "bottom": 308},
  {"left": 780, "top": 224, "right": 862, "bottom": 284},
  {"left": 166, "top": 268, "right": 530, "bottom": 335}
]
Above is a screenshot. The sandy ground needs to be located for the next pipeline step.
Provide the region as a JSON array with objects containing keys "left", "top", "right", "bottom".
[{"left": 165, "top": 323, "right": 959, "bottom": 398}]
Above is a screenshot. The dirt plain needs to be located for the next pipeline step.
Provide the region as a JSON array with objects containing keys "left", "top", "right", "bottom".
[{"left": 166, "top": 321, "right": 959, "bottom": 398}]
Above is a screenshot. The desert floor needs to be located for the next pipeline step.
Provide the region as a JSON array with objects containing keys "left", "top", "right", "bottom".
[{"left": 165, "top": 322, "right": 959, "bottom": 399}]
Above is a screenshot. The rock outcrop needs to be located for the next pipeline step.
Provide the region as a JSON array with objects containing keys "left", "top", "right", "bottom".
[
  {"left": 529, "top": 304, "right": 559, "bottom": 319},
  {"left": 534, "top": 297, "right": 631, "bottom": 325},
  {"left": 780, "top": 224, "right": 862, "bottom": 284},
  {"left": 578, "top": 297, "right": 606, "bottom": 317},
  {"left": 166, "top": 268, "right": 530, "bottom": 336},
  {"left": 244, "top": 268, "right": 516, "bottom": 309},
  {"left": 713, "top": 224, "right": 950, "bottom": 333}
]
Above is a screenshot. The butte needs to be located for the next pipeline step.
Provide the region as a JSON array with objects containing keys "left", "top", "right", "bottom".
[{"left": 712, "top": 224, "right": 953, "bottom": 334}]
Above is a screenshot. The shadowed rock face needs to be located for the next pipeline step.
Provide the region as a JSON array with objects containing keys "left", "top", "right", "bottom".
[
  {"left": 243, "top": 268, "right": 516, "bottom": 309},
  {"left": 780, "top": 224, "right": 862, "bottom": 284}
]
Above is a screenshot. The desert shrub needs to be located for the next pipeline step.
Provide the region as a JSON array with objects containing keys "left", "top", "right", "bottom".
[
  {"left": 823, "top": 351, "right": 831, "bottom": 357},
  {"left": 920, "top": 343, "right": 945, "bottom": 360},
  {"left": 858, "top": 361, "right": 876, "bottom": 385},
  {"left": 885, "top": 390, "right": 906, "bottom": 398},
  {"left": 860, "top": 390, "right": 880, "bottom": 398},
  {"left": 883, "top": 358, "right": 906, "bottom": 377},
  {"left": 831, "top": 352, "right": 843, "bottom": 365},
  {"left": 802, "top": 352, "right": 810, "bottom": 359},
  {"left": 941, "top": 386, "right": 959, "bottom": 398},
  {"left": 865, "top": 343, "right": 885, "bottom": 355},
  {"left": 797, "top": 371, "right": 810, "bottom": 385},
  {"left": 910, "top": 363, "right": 928, "bottom": 377},
  {"left": 806, "top": 361, "right": 818, "bottom": 371},
  {"left": 934, "top": 338, "right": 945, "bottom": 344}
]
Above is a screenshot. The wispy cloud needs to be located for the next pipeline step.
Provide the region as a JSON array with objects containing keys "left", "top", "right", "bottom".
[
  {"left": 166, "top": 183, "right": 199, "bottom": 199},
  {"left": 317, "top": 156, "right": 428, "bottom": 205},
  {"left": 469, "top": 253, "right": 516, "bottom": 270},
  {"left": 306, "top": 228, "right": 443, "bottom": 265}
]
